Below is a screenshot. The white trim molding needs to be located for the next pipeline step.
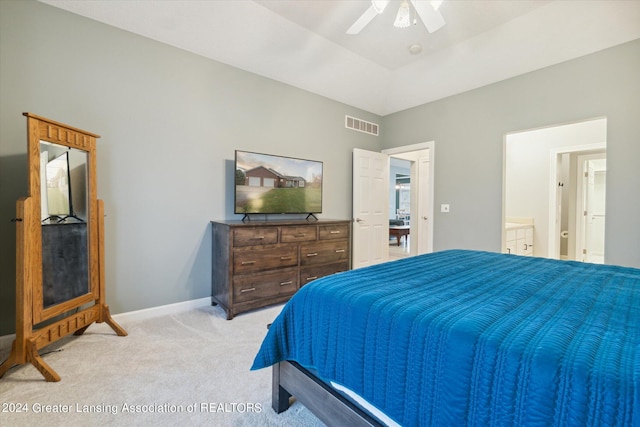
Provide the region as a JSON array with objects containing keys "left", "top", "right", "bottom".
[{"left": 112, "top": 297, "right": 211, "bottom": 324}]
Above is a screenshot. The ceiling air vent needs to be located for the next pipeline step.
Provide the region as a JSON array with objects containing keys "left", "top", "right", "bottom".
[{"left": 345, "top": 115, "right": 379, "bottom": 136}]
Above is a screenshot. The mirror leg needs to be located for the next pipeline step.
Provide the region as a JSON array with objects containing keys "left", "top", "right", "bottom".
[
  {"left": 26, "top": 339, "right": 60, "bottom": 382},
  {"left": 102, "top": 305, "right": 128, "bottom": 337}
]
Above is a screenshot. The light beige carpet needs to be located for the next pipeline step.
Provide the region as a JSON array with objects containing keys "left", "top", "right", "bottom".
[{"left": 0, "top": 304, "right": 324, "bottom": 426}]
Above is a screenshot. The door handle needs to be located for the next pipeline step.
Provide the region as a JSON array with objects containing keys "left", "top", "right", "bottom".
[{"left": 354, "top": 218, "right": 363, "bottom": 223}]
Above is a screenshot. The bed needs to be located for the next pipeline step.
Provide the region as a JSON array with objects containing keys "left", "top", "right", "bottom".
[{"left": 251, "top": 250, "right": 640, "bottom": 426}]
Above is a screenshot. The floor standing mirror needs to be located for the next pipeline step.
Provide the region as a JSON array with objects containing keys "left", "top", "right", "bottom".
[{"left": 0, "top": 113, "right": 126, "bottom": 382}]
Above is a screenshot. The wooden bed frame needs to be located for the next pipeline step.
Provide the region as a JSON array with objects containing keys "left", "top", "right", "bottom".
[{"left": 272, "top": 360, "right": 385, "bottom": 426}]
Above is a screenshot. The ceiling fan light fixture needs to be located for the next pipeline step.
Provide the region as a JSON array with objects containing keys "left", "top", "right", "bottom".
[
  {"left": 371, "top": 0, "right": 389, "bottom": 15},
  {"left": 430, "top": 0, "right": 444, "bottom": 11},
  {"left": 394, "top": 0, "right": 411, "bottom": 28}
]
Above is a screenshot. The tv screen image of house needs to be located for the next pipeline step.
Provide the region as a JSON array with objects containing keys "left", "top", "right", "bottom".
[{"left": 234, "top": 150, "right": 323, "bottom": 214}]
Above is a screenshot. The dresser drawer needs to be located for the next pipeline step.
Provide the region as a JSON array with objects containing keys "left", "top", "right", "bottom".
[
  {"left": 300, "top": 262, "right": 349, "bottom": 286},
  {"left": 233, "top": 246, "right": 298, "bottom": 274},
  {"left": 300, "top": 241, "right": 349, "bottom": 266},
  {"left": 233, "top": 269, "right": 298, "bottom": 303},
  {"left": 319, "top": 224, "right": 349, "bottom": 240},
  {"left": 233, "top": 227, "right": 278, "bottom": 247},
  {"left": 280, "top": 225, "right": 317, "bottom": 243}
]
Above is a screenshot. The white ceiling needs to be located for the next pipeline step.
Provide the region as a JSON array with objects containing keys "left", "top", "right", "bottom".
[{"left": 39, "top": 0, "right": 640, "bottom": 116}]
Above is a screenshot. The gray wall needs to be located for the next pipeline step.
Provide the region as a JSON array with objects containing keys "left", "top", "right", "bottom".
[
  {"left": 0, "top": 0, "right": 381, "bottom": 336},
  {"left": 382, "top": 39, "right": 640, "bottom": 267}
]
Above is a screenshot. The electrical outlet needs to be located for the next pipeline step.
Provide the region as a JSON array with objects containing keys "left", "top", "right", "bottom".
[{"left": 440, "top": 204, "right": 450, "bottom": 213}]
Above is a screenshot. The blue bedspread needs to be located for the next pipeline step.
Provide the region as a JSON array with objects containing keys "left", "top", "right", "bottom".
[{"left": 251, "top": 250, "right": 640, "bottom": 426}]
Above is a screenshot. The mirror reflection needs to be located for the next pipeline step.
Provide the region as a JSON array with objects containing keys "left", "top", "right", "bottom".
[{"left": 39, "top": 141, "right": 89, "bottom": 308}]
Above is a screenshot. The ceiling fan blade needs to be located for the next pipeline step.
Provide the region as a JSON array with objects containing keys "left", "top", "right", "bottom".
[
  {"left": 410, "top": 0, "right": 445, "bottom": 33},
  {"left": 346, "top": 4, "right": 380, "bottom": 35}
]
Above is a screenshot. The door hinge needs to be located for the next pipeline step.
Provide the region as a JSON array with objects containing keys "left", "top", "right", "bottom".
[{"left": 583, "top": 248, "right": 587, "bottom": 255}]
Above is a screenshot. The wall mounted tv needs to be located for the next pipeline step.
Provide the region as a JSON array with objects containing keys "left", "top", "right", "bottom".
[{"left": 234, "top": 150, "right": 323, "bottom": 217}]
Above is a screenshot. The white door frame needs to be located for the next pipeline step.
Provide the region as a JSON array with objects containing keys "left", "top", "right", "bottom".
[
  {"left": 383, "top": 141, "right": 435, "bottom": 255},
  {"left": 547, "top": 142, "right": 606, "bottom": 259}
]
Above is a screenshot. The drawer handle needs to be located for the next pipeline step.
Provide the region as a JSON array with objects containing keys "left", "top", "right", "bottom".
[
  {"left": 335, "top": 249, "right": 345, "bottom": 253},
  {"left": 329, "top": 230, "right": 341, "bottom": 234},
  {"left": 306, "top": 253, "right": 318, "bottom": 257},
  {"left": 250, "top": 236, "right": 265, "bottom": 240},
  {"left": 294, "top": 233, "right": 306, "bottom": 237},
  {"left": 280, "top": 256, "right": 292, "bottom": 260},
  {"left": 280, "top": 281, "right": 293, "bottom": 286},
  {"left": 241, "top": 287, "right": 256, "bottom": 293},
  {"left": 241, "top": 260, "right": 256, "bottom": 265},
  {"left": 306, "top": 276, "right": 318, "bottom": 281}
]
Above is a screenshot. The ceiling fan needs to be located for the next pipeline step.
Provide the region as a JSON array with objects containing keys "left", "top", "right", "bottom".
[{"left": 347, "top": 0, "right": 445, "bottom": 35}]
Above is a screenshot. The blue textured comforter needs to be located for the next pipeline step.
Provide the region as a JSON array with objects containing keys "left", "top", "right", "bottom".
[{"left": 252, "top": 250, "right": 640, "bottom": 426}]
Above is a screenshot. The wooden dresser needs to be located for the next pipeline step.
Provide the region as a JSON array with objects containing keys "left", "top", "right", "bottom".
[{"left": 211, "top": 219, "right": 351, "bottom": 319}]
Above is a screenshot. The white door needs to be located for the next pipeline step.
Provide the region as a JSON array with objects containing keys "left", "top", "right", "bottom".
[
  {"left": 352, "top": 148, "right": 389, "bottom": 269},
  {"left": 578, "top": 154, "right": 606, "bottom": 263}
]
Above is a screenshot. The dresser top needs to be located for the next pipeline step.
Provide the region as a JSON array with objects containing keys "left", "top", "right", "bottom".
[{"left": 211, "top": 219, "right": 350, "bottom": 227}]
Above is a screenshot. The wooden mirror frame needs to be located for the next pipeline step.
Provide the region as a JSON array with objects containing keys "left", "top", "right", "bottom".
[{"left": 0, "top": 113, "right": 126, "bottom": 382}]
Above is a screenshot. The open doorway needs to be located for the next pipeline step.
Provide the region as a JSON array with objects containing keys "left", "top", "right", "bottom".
[
  {"left": 503, "top": 117, "right": 607, "bottom": 261},
  {"left": 352, "top": 142, "right": 434, "bottom": 268},
  {"left": 383, "top": 142, "right": 434, "bottom": 259},
  {"left": 389, "top": 158, "right": 411, "bottom": 258},
  {"left": 548, "top": 145, "right": 607, "bottom": 261}
]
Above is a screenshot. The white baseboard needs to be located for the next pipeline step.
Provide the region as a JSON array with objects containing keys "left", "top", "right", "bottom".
[
  {"left": 0, "top": 297, "right": 212, "bottom": 345},
  {"left": 112, "top": 297, "right": 211, "bottom": 323}
]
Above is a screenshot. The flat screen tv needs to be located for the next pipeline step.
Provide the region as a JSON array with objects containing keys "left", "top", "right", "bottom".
[{"left": 234, "top": 150, "right": 323, "bottom": 217}]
